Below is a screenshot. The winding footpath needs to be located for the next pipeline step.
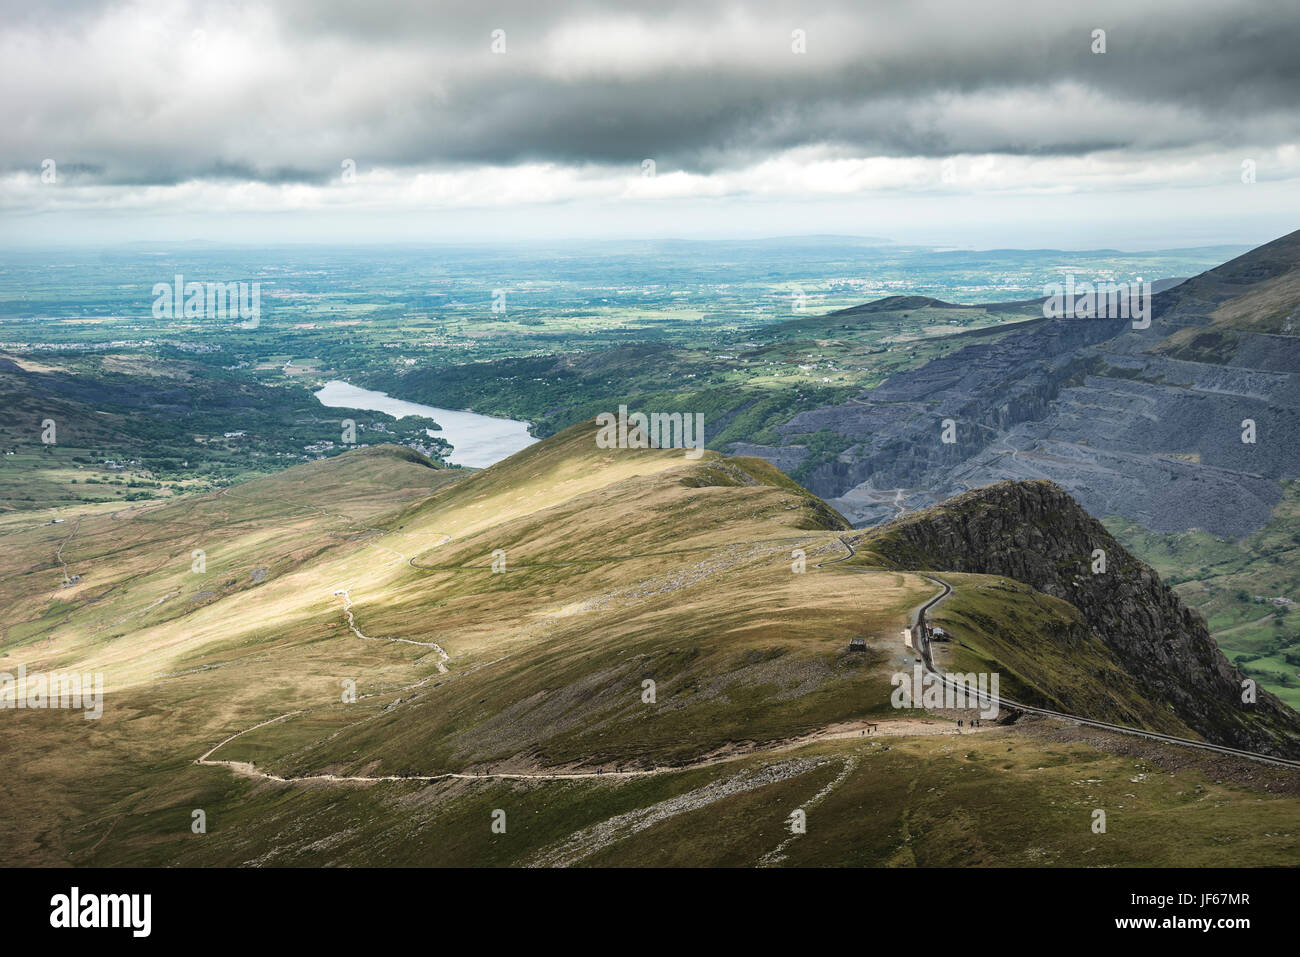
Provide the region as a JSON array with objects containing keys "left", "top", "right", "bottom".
[
  {"left": 196, "top": 535, "right": 1300, "bottom": 789},
  {"left": 195, "top": 538, "right": 980, "bottom": 785},
  {"left": 333, "top": 587, "right": 449, "bottom": 673},
  {"left": 53, "top": 516, "right": 81, "bottom": 587},
  {"left": 195, "top": 711, "right": 970, "bottom": 784}
]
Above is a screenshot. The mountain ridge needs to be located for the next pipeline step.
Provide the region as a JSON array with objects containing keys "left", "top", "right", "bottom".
[{"left": 863, "top": 478, "right": 1300, "bottom": 758}]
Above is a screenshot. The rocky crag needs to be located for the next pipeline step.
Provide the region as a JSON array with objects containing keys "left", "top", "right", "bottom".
[{"left": 865, "top": 479, "right": 1300, "bottom": 758}]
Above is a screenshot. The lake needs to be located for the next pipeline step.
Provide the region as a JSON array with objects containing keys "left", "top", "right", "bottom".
[{"left": 314, "top": 380, "right": 537, "bottom": 469}]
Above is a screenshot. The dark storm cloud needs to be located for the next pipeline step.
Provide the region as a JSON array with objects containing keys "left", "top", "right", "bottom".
[{"left": 2, "top": 0, "right": 1297, "bottom": 185}]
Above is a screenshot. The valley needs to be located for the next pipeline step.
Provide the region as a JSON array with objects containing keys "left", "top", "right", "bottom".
[
  {"left": 1, "top": 235, "right": 1297, "bottom": 869},
  {"left": 0, "top": 240, "right": 1242, "bottom": 512}
]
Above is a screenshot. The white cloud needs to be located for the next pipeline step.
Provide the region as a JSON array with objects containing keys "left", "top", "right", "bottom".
[{"left": 1, "top": 0, "right": 1297, "bottom": 245}]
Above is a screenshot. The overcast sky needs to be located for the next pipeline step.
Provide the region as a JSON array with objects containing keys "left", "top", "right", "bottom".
[{"left": 3, "top": 0, "right": 1298, "bottom": 248}]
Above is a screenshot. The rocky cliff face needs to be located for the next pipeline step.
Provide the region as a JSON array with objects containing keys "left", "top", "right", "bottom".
[{"left": 866, "top": 479, "right": 1300, "bottom": 758}]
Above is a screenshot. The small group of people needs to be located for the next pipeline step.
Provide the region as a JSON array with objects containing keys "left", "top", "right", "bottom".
[{"left": 956, "top": 717, "right": 983, "bottom": 729}]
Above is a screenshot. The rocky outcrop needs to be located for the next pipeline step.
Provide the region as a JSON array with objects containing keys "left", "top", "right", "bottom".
[{"left": 866, "top": 479, "right": 1300, "bottom": 758}]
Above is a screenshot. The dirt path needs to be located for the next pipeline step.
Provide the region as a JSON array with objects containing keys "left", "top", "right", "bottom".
[
  {"left": 196, "top": 534, "right": 987, "bottom": 788},
  {"left": 187, "top": 522, "right": 1299, "bottom": 881},
  {"left": 53, "top": 516, "right": 81, "bottom": 586},
  {"left": 333, "top": 587, "right": 449, "bottom": 672},
  {"left": 195, "top": 713, "right": 990, "bottom": 786},
  {"left": 192, "top": 530, "right": 1300, "bottom": 793}
]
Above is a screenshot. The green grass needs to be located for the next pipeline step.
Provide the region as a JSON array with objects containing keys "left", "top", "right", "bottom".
[
  {"left": 929, "top": 575, "right": 1192, "bottom": 735},
  {"left": 74, "top": 729, "right": 1300, "bottom": 867},
  {"left": 1106, "top": 480, "right": 1300, "bottom": 709}
]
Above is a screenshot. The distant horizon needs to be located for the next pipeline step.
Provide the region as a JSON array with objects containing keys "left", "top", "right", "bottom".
[{"left": 0, "top": 231, "right": 1274, "bottom": 257}]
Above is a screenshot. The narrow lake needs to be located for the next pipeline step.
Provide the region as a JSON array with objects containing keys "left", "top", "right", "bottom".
[{"left": 314, "top": 380, "right": 537, "bottom": 469}]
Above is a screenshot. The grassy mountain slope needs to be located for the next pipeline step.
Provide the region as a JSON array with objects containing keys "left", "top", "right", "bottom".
[
  {"left": 0, "top": 426, "right": 1295, "bottom": 866},
  {"left": 1153, "top": 229, "right": 1300, "bottom": 353}
]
